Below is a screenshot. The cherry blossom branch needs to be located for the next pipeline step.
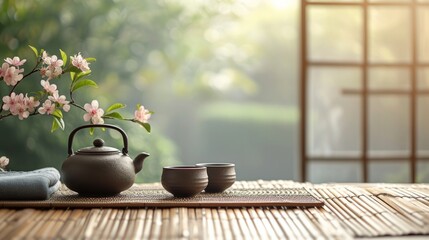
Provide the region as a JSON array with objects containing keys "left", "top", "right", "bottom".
[
  {"left": 0, "top": 59, "right": 42, "bottom": 114},
  {"left": 70, "top": 102, "right": 85, "bottom": 111},
  {"left": 0, "top": 46, "right": 152, "bottom": 133},
  {"left": 0, "top": 113, "right": 11, "bottom": 120}
]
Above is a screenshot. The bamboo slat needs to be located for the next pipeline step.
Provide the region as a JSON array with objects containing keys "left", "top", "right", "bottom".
[
  {"left": 187, "top": 208, "right": 199, "bottom": 240},
  {"left": 179, "top": 207, "right": 190, "bottom": 239},
  {"left": 132, "top": 208, "right": 147, "bottom": 239},
  {"left": 115, "top": 209, "right": 131, "bottom": 239},
  {"left": 239, "top": 208, "right": 261, "bottom": 239},
  {"left": 217, "top": 208, "right": 233, "bottom": 239},
  {"left": 1, "top": 208, "right": 38, "bottom": 239},
  {"left": 149, "top": 208, "right": 162, "bottom": 239},
  {"left": 264, "top": 207, "right": 286, "bottom": 239},
  {"left": 141, "top": 208, "right": 154, "bottom": 239},
  {"left": 210, "top": 208, "right": 223, "bottom": 240},
  {"left": 247, "top": 207, "right": 269, "bottom": 239},
  {"left": 90, "top": 208, "right": 112, "bottom": 239},
  {"left": 123, "top": 209, "right": 139, "bottom": 239},
  {"left": 233, "top": 208, "right": 252, "bottom": 239}
]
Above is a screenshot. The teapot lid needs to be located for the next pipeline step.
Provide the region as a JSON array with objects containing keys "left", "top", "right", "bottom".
[{"left": 76, "top": 138, "right": 120, "bottom": 155}]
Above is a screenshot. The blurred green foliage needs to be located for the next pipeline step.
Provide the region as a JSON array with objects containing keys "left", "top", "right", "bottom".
[
  {"left": 0, "top": 0, "right": 299, "bottom": 182},
  {"left": 196, "top": 102, "right": 298, "bottom": 180}
]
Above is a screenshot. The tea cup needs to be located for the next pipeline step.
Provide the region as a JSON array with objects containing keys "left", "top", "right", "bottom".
[
  {"left": 195, "top": 163, "right": 236, "bottom": 193},
  {"left": 161, "top": 166, "right": 208, "bottom": 197}
]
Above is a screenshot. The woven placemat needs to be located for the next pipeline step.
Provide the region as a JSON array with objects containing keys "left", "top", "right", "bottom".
[{"left": 0, "top": 183, "right": 324, "bottom": 208}]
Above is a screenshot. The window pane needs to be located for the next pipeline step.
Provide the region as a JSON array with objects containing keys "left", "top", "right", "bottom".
[
  {"left": 417, "top": 161, "right": 429, "bottom": 183},
  {"left": 369, "top": 67, "right": 411, "bottom": 90},
  {"left": 309, "top": 161, "right": 361, "bottom": 183},
  {"left": 417, "top": 96, "right": 429, "bottom": 156},
  {"left": 369, "top": 7, "right": 411, "bottom": 63},
  {"left": 308, "top": 67, "right": 362, "bottom": 157},
  {"left": 418, "top": 7, "right": 429, "bottom": 63},
  {"left": 417, "top": 68, "right": 429, "bottom": 157},
  {"left": 368, "top": 96, "right": 410, "bottom": 157},
  {"left": 417, "top": 68, "right": 429, "bottom": 90},
  {"left": 369, "top": 162, "right": 409, "bottom": 182},
  {"left": 308, "top": 6, "right": 363, "bottom": 62}
]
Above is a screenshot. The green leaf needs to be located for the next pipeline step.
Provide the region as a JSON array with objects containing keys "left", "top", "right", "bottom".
[
  {"left": 75, "top": 70, "right": 91, "bottom": 81},
  {"left": 70, "top": 71, "right": 76, "bottom": 81},
  {"left": 58, "top": 117, "right": 65, "bottom": 130},
  {"left": 89, "top": 127, "right": 94, "bottom": 135},
  {"left": 29, "top": 91, "right": 45, "bottom": 99},
  {"left": 52, "top": 109, "right": 63, "bottom": 119},
  {"left": 85, "top": 57, "right": 96, "bottom": 63},
  {"left": 36, "top": 91, "right": 45, "bottom": 100},
  {"left": 51, "top": 118, "right": 59, "bottom": 132},
  {"left": 28, "top": 45, "right": 38, "bottom": 58},
  {"left": 60, "top": 49, "right": 67, "bottom": 66},
  {"left": 72, "top": 79, "right": 98, "bottom": 92},
  {"left": 51, "top": 117, "right": 65, "bottom": 132},
  {"left": 104, "top": 112, "right": 124, "bottom": 120},
  {"left": 106, "top": 103, "right": 126, "bottom": 113},
  {"left": 68, "top": 66, "right": 81, "bottom": 73},
  {"left": 136, "top": 121, "right": 151, "bottom": 133}
]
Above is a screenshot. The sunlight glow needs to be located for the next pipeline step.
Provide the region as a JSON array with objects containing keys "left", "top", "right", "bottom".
[{"left": 270, "top": 0, "right": 297, "bottom": 9}]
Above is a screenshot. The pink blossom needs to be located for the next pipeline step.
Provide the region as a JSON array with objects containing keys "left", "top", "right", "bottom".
[
  {"left": 44, "top": 66, "right": 62, "bottom": 80},
  {"left": 42, "top": 51, "right": 51, "bottom": 66},
  {"left": 39, "top": 67, "right": 48, "bottom": 78},
  {"left": 2, "top": 92, "right": 19, "bottom": 112},
  {"left": 5, "top": 56, "right": 26, "bottom": 67},
  {"left": 3, "top": 93, "right": 41, "bottom": 119},
  {"left": 42, "top": 52, "right": 63, "bottom": 68},
  {"left": 62, "top": 104, "right": 71, "bottom": 112},
  {"left": 24, "top": 94, "right": 40, "bottom": 112},
  {"left": 16, "top": 103, "right": 29, "bottom": 120},
  {"left": 3, "top": 66, "right": 24, "bottom": 86},
  {"left": 49, "top": 55, "right": 63, "bottom": 68},
  {"left": 83, "top": 100, "right": 104, "bottom": 124},
  {"left": 71, "top": 53, "right": 90, "bottom": 72},
  {"left": 134, "top": 105, "right": 151, "bottom": 123},
  {"left": 48, "top": 92, "right": 70, "bottom": 112},
  {"left": 41, "top": 52, "right": 63, "bottom": 79},
  {"left": 15, "top": 93, "right": 25, "bottom": 105},
  {"left": 12, "top": 94, "right": 24, "bottom": 116},
  {"left": 42, "top": 51, "right": 49, "bottom": 61},
  {"left": 38, "top": 100, "right": 56, "bottom": 115},
  {"left": 0, "top": 62, "right": 9, "bottom": 78},
  {"left": 41, "top": 80, "right": 58, "bottom": 94},
  {"left": 0, "top": 156, "right": 9, "bottom": 169}
]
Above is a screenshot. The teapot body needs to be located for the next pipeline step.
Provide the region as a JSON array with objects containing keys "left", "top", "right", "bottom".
[
  {"left": 61, "top": 124, "right": 149, "bottom": 196},
  {"left": 62, "top": 153, "right": 135, "bottom": 196}
]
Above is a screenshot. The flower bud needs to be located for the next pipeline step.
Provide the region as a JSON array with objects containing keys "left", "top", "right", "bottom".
[{"left": 0, "top": 156, "right": 9, "bottom": 170}]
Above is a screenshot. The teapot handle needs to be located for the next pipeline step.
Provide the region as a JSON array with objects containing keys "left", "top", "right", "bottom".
[{"left": 68, "top": 124, "right": 129, "bottom": 156}]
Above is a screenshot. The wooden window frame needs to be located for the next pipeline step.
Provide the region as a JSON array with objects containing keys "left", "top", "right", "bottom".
[{"left": 300, "top": 0, "right": 429, "bottom": 182}]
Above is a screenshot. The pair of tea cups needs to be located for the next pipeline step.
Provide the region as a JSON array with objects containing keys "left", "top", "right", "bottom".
[{"left": 161, "top": 163, "right": 236, "bottom": 198}]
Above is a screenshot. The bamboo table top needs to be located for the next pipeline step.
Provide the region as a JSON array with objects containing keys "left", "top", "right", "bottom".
[{"left": 0, "top": 180, "right": 428, "bottom": 240}]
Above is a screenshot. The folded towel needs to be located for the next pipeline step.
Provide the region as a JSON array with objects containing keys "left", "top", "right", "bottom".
[{"left": 0, "top": 167, "right": 61, "bottom": 200}]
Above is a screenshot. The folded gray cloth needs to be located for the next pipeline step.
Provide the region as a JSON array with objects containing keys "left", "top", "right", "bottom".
[{"left": 0, "top": 167, "right": 61, "bottom": 200}]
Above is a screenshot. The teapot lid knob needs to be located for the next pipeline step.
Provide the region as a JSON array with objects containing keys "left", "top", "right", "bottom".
[{"left": 93, "top": 138, "right": 105, "bottom": 148}]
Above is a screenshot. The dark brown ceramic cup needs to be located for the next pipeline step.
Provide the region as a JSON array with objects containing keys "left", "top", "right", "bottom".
[
  {"left": 195, "top": 163, "right": 236, "bottom": 193},
  {"left": 161, "top": 166, "right": 208, "bottom": 198}
]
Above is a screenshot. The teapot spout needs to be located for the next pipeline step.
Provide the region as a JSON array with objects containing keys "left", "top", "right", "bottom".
[{"left": 133, "top": 152, "right": 150, "bottom": 174}]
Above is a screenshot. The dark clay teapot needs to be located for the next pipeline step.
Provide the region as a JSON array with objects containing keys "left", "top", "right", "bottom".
[{"left": 62, "top": 124, "right": 150, "bottom": 196}]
